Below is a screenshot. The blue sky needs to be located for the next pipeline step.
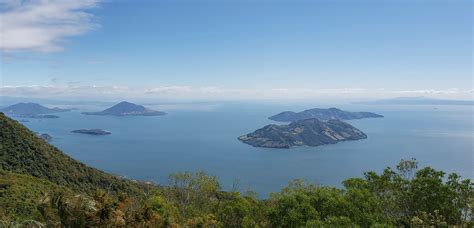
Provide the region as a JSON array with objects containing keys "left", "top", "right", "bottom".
[{"left": 0, "top": 0, "right": 472, "bottom": 100}]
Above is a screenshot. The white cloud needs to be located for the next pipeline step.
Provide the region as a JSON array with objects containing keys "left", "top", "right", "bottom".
[
  {"left": 1, "top": 85, "right": 472, "bottom": 101},
  {"left": 0, "top": 0, "right": 99, "bottom": 52},
  {"left": 393, "top": 88, "right": 474, "bottom": 95}
]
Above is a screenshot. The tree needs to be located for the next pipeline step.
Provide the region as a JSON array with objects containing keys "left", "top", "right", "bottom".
[
  {"left": 267, "top": 180, "right": 320, "bottom": 227},
  {"left": 343, "top": 178, "right": 387, "bottom": 226},
  {"left": 165, "top": 171, "right": 220, "bottom": 222}
]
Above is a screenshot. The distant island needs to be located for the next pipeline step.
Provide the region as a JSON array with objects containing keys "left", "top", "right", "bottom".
[
  {"left": 238, "top": 118, "right": 367, "bottom": 149},
  {"left": 82, "top": 101, "right": 167, "bottom": 116},
  {"left": 71, "top": 129, "right": 111, "bottom": 135},
  {"left": 356, "top": 97, "right": 474, "bottom": 106},
  {"left": 269, "top": 107, "right": 383, "bottom": 122},
  {"left": 26, "top": 114, "right": 59, "bottom": 119},
  {"left": 1, "top": 102, "right": 70, "bottom": 118}
]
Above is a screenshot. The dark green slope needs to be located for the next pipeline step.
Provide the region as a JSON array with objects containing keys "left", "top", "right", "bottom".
[
  {"left": 0, "top": 170, "right": 75, "bottom": 221},
  {"left": 0, "top": 113, "right": 148, "bottom": 196}
]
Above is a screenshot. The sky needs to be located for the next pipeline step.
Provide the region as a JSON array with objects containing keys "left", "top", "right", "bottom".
[{"left": 0, "top": 0, "right": 472, "bottom": 101}]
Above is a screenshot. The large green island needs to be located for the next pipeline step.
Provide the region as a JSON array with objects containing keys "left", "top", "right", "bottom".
[{"left": 238, "top": 118, "right": 367, "bottom": 148}]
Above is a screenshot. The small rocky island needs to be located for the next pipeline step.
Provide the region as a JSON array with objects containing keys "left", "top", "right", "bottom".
[
  {"left": 269, "top": 108, "right": 383, "bottom": 122},
  {"left": 82, "top": 101, "right": 166, "bottom": 116},
  {"left": 71, "top": 129, "right": 111, "bottom": 135},
  {"left": 28, "top": 114, "right": 59, "bottom": 119},
  {"left": 38, "top": 133, "right": 53, "bottom": 141},
  {"left": 238, "top": 118, "right": 367, "bottom": 149}
]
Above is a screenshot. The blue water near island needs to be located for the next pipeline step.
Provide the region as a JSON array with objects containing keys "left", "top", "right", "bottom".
[{"left": 18, "top": 102, "right": 473, "bottom": 197}]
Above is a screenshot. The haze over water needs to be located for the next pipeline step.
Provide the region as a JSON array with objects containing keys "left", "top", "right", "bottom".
[{"left": 17, "top": 102, "right": 473, "bottom": 197}]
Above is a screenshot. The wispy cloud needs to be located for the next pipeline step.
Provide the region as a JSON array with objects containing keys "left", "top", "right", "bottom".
[
  {"left": 393, "top": 88, "right": 474, "bottom": 95},
  {"left": 0, "top": 0, "right": 99, "bottom": 52},
  {"left": 1, "top": 85, "right": 472, "bottom": 101}
]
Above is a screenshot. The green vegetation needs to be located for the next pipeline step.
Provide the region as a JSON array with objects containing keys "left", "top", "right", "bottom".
[
  {"left": 1, "top": 113, "right": 473, "bottom": 226},
  {"left": 0, "top": 170, "right": 73, "bottom": 222},
  {"left": 265, "top": 159, "right": 473, "bottom": 227},
  {"left": 2, "top": 161, "right": 472, "bottom": 227}
]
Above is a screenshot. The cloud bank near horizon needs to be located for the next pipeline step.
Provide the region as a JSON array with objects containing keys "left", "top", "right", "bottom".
[
  {"left": 0, "top": 0, "right": 99, "bottom": 52},
  {"left": 0, "top": 85, "right": 472, "bottom": 101}
]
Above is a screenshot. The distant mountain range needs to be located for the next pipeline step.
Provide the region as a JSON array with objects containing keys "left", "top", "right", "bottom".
[
  {"left": 0, "top": 102, "right": 70, "bottom": 118},
  {"left": 238, "top": 118, "right": 367, "bottom": 149},
  {"left": 269, "top": 108, "right": 383, "bottom": 122},
  {"left": 357, "top": 97, "right": 474, "bottom": 106},
  {"left": 82, "top": 101, "right": 167, "bottom": 116}
]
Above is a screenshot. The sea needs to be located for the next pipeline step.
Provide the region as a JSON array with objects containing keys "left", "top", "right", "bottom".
[{"left": 14, "top": 102, "right": 474, "bottom": 197}]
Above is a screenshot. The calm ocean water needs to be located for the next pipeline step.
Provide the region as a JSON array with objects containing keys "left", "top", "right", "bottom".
[{"left": 17, "top": 102, "right": 473, "bottom": 196}]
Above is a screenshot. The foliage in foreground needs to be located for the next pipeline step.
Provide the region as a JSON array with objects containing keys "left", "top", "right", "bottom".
[{"left": 1, "top": 159, "right": 473, "bottom": 227}]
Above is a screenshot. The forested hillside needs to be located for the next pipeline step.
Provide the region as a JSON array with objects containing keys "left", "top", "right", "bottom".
[{"left": 0, "top": 113, "right": 150, "bottom": 196}]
